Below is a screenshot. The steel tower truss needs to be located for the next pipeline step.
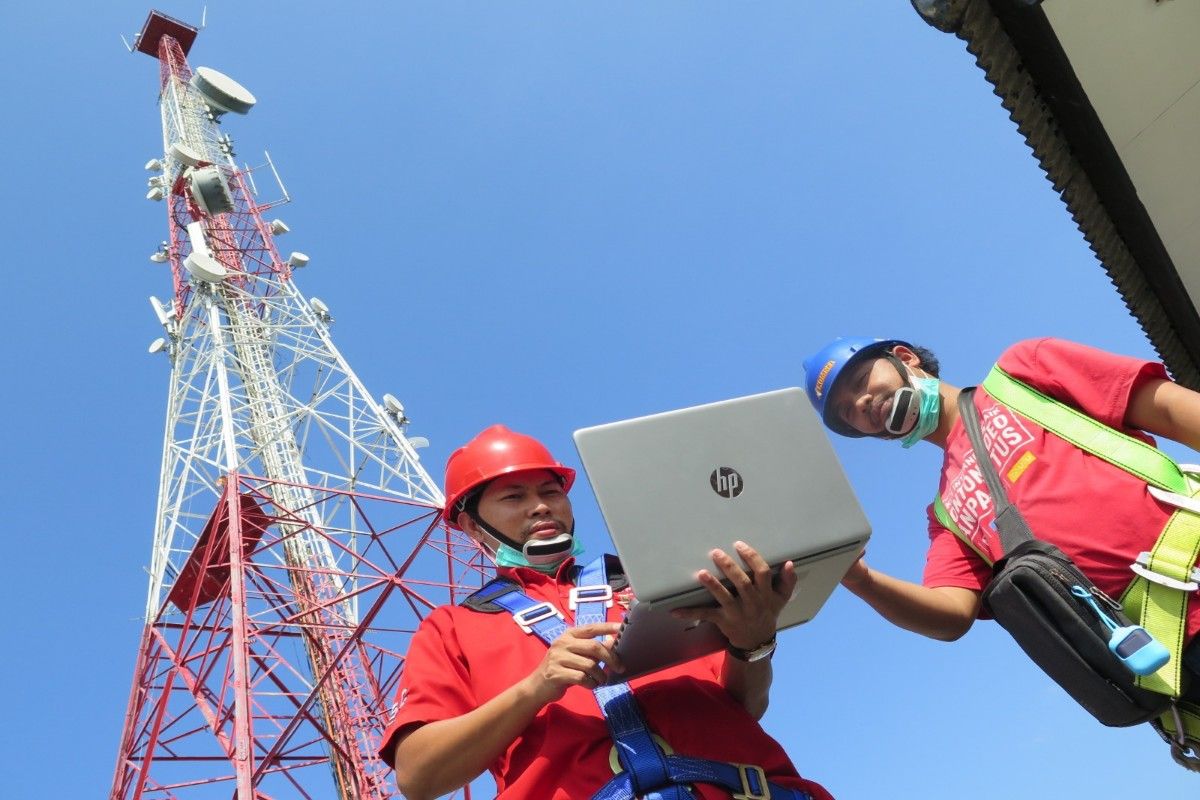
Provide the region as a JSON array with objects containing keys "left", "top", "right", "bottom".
[{"left": 112, "top": 13, "right": 488, "bottom": 799}]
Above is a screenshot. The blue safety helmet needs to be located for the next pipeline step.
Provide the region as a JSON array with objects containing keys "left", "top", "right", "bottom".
[{"left": 803, "top": 337, "right": 911, "bottom": 437}]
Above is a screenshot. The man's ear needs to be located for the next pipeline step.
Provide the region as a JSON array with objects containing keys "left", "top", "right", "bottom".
[
  {"left": 891, "top": 344, "right": 923, "bottom": 370},
  {"left": 456, "top": 511, "right": 483, "bottom": 545}
]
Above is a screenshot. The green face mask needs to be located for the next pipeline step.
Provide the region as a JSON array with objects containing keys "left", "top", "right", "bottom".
[
  {"left": 493, "top": 535, "right": 585, "bottom": 572},
  {"left": 899, "top": 376, "right": 942, "bottom": 448}
]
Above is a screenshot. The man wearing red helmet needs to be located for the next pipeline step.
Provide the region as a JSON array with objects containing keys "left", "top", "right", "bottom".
[{"left": 379, "top": 424, "right": 834, "bottom": 800}]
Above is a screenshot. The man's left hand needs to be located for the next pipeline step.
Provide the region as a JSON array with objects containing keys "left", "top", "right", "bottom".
[{"left": 671, "top": 541, "right": 797, "bottom": 650}]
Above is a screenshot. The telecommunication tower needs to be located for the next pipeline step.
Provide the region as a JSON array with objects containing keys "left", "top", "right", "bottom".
[{"left": 111, "top": 11, "right": 489, "bottom": 799}]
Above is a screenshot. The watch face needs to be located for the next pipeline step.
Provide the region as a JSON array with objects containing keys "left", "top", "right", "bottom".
[{"left": 745, "top": 643, "right": 776, "bottom": 662}]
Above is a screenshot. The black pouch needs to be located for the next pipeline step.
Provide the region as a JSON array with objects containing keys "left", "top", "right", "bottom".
[
  {"left": 983, "top": 538, "right": 1171, "bottom": 726},
  {"left": 958, "top": 389, "right": 1172, "bottom": 727}
]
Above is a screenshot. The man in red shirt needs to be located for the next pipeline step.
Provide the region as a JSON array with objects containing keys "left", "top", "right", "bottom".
[
  {"left": 380, "top": 424, "right": 835, "bottom": 800},
  {"left": 802, "top": 337, "right": 1200, "bottom": 736}
]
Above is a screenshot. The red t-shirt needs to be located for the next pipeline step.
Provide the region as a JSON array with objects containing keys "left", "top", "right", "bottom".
[
  {"left": 379, "top": 558, "right": 833, "bottom": 800},
  {"left": 924, "top": 337, "right": 1200, "bottom": 640}
]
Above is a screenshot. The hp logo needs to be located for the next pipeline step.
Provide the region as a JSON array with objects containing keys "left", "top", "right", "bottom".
[{"left": 709, "top": 467, "right": 743, "bottom": 499}]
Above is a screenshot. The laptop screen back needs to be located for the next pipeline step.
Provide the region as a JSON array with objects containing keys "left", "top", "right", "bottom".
[{"left": 573, "top": 388, "right": 870, "bottom": 619}]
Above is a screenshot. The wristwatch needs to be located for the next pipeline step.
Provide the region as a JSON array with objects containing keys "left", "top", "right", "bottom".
[{"left": 727, "top": 634, "right": 776, "bottom": 663}]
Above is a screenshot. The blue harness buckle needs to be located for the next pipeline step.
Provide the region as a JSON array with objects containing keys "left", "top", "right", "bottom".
[
  {"left": 570, "top": 584, "right": 614, "bottom": 610},
  {"left": 512, "top": 602, "right": 564, "bottom": 633},
  {"left": 733, "top": 763, "right": 770, "bottom": 800}
]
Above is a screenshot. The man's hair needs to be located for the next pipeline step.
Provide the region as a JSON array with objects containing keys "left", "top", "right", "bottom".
[{"left": 909, "top": 344, "right": 940, "bottom": 378}]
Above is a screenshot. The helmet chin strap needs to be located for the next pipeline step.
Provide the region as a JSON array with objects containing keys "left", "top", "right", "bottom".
[
  {"left": 520, "top": 532, "right": 575, "bottom": 565},
  {"left": 880, "top": 354, "right": 919, "bottom": 439},
  {"left": 470, "top": 514, "right": 576, "bottom": 566}
]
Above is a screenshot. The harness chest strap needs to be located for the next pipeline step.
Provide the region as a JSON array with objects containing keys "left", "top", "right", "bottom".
[{"left": 463, "top": 558, "right": 809, "bottom": 800}]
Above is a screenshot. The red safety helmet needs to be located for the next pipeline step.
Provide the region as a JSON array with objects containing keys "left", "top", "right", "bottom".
[{"left": 442, "top": 424, "right": 576, "bottom": 529}]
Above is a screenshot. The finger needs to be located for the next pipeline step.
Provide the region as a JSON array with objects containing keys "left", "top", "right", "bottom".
[
  {"left": 695, "top": 568, "right": 737, "bottom": 609},
  {"left": 775, "top": 560, "right": 798, "bottom": 602},
  {"left": 549, "top": 665, "right": 604, "bottom": 689},
  {"left": 580, "top": 664, "right": 608, "bottom": 686},
  {"left": 560, "top": 637, "right": 616, "bottom": 666},
  {"left": 710, "top": 548, "right": 753, "bottom": 594},
  {"left": 711, "top": 549, "right": 763, "bottom": 616},
  {"left": 841, "top": 555, "right": 870, "bottom": 589},
  {"left": 581, "top": 673, "right": 604, "bottom": 688},
  {"left": 734, "top": 541, "right": 774, "bottom": 592},
  {"left": 557, "top": 653, "right": 608, "bottom": 687},
  {"left": 570, "top": 637, "right": 629, "bottom": 678},
  {"left": 565, "top": 622, "right": 622, "bottom": 640},
  {"left": 599, "top": 637, "right": 625, "bottom": 673},
  {"left": 734, "top": 540, "right": 770, "bottom": 573}
]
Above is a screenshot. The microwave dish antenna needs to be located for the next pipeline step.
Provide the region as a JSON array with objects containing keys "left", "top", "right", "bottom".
[{"left": 190, "top": 66, "right": 256, "bottom": 116}]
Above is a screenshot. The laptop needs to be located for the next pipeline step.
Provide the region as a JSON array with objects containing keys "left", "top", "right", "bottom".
[{"left": 572, "top": 388, "right": 870, "bottom": 681}]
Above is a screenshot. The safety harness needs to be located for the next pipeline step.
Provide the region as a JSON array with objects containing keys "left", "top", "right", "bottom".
[
  {"left": 462, "top": 556, "right": 811, "bottom": 800},
  {"left": 931, "top": 365, "right": 1200, "bottom": 769}
]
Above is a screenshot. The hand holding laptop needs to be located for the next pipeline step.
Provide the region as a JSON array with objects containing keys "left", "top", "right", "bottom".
[
  {"left": 671, "top": 541, "right": 798, "bottom": 652},
  {"left": 522, "top": 621, "right": 625, "bottom": 701},
  {"left": 573, "top": 388, "right": 872, "bottom": 680}
]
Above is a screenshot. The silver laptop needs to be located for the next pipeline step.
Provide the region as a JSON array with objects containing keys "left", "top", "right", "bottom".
[{"left": 572, "top": 388, "right": 870, "bottom": 681}]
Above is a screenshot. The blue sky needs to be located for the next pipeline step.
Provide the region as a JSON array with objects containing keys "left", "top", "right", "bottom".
[{"left": 2, "top": 2, "right": 1195, "bottom": 796}]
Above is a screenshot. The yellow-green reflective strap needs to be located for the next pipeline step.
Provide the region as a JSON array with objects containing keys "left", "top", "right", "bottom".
[
  {"left": 931, "top": 494, "right": 993, "bottom": 566},
  {"left": 982, "top": 365, "right": 1188, "bottom": 494},
  {"left": 1120, "top": 501, "right": 1200, "bottom": 695}
]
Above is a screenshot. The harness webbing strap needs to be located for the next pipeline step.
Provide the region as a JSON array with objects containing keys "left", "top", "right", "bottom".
[
  {"left": 460, "top": 577, "right": 521, "bottom": 613},
  {"left": 472, "top": 560, "right": 693, "bottom": 798},
  {"left": 578, "top": 561, "right": 690, "bottom": 799},
  {"left": 931, "top": 495, "right": 994, "bottom": 566},
  {"left": 593, "top": 683, "right": 689, "bottom": 800},
  {"left": 593, "top": 756, "right": 811, "bottom": 800},
  {"left": 982, "top": 365, "right": 1188, "bottom": 493},
  {"left": 1121, "top": 509, "right": 1200, "bottom": 696}
]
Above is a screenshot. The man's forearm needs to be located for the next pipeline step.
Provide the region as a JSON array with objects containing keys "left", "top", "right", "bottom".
[
  {"left": 842, "top": 564, "right": 980, "bottom": 641},
  {"left": 394, "top": 676, "right": 545, "bottom": 800},
  {"left": 720, "top": 655, "right": 773, "bottom": 719},
  {"left": 1127, "top": 377, "right": 1200, "bottom": 452}
]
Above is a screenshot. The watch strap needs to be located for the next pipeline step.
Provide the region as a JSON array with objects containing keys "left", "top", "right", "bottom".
[{"left": 727, "top": 634, "right": 776, "bottom": 662}]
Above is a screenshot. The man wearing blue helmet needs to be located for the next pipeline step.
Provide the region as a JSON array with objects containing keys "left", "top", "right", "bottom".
[
  {"left": 802, "top": 337, "right": 1200, "bottom": 712},
  {"left": 804, "top": 337, "right": 946, "bottom": 447}
]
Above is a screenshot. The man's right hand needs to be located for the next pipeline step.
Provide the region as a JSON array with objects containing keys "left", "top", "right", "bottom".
[
  {"left": 522, "top": 622, "right": 623, "bottom": 704},
  {"left": 396, "top": 620, "right": 624, "bottom": 800}
]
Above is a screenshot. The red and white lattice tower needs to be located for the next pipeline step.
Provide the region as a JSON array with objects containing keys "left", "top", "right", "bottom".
[{"left": 111, "top": 11, "right": 489, "bottom": 799}]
